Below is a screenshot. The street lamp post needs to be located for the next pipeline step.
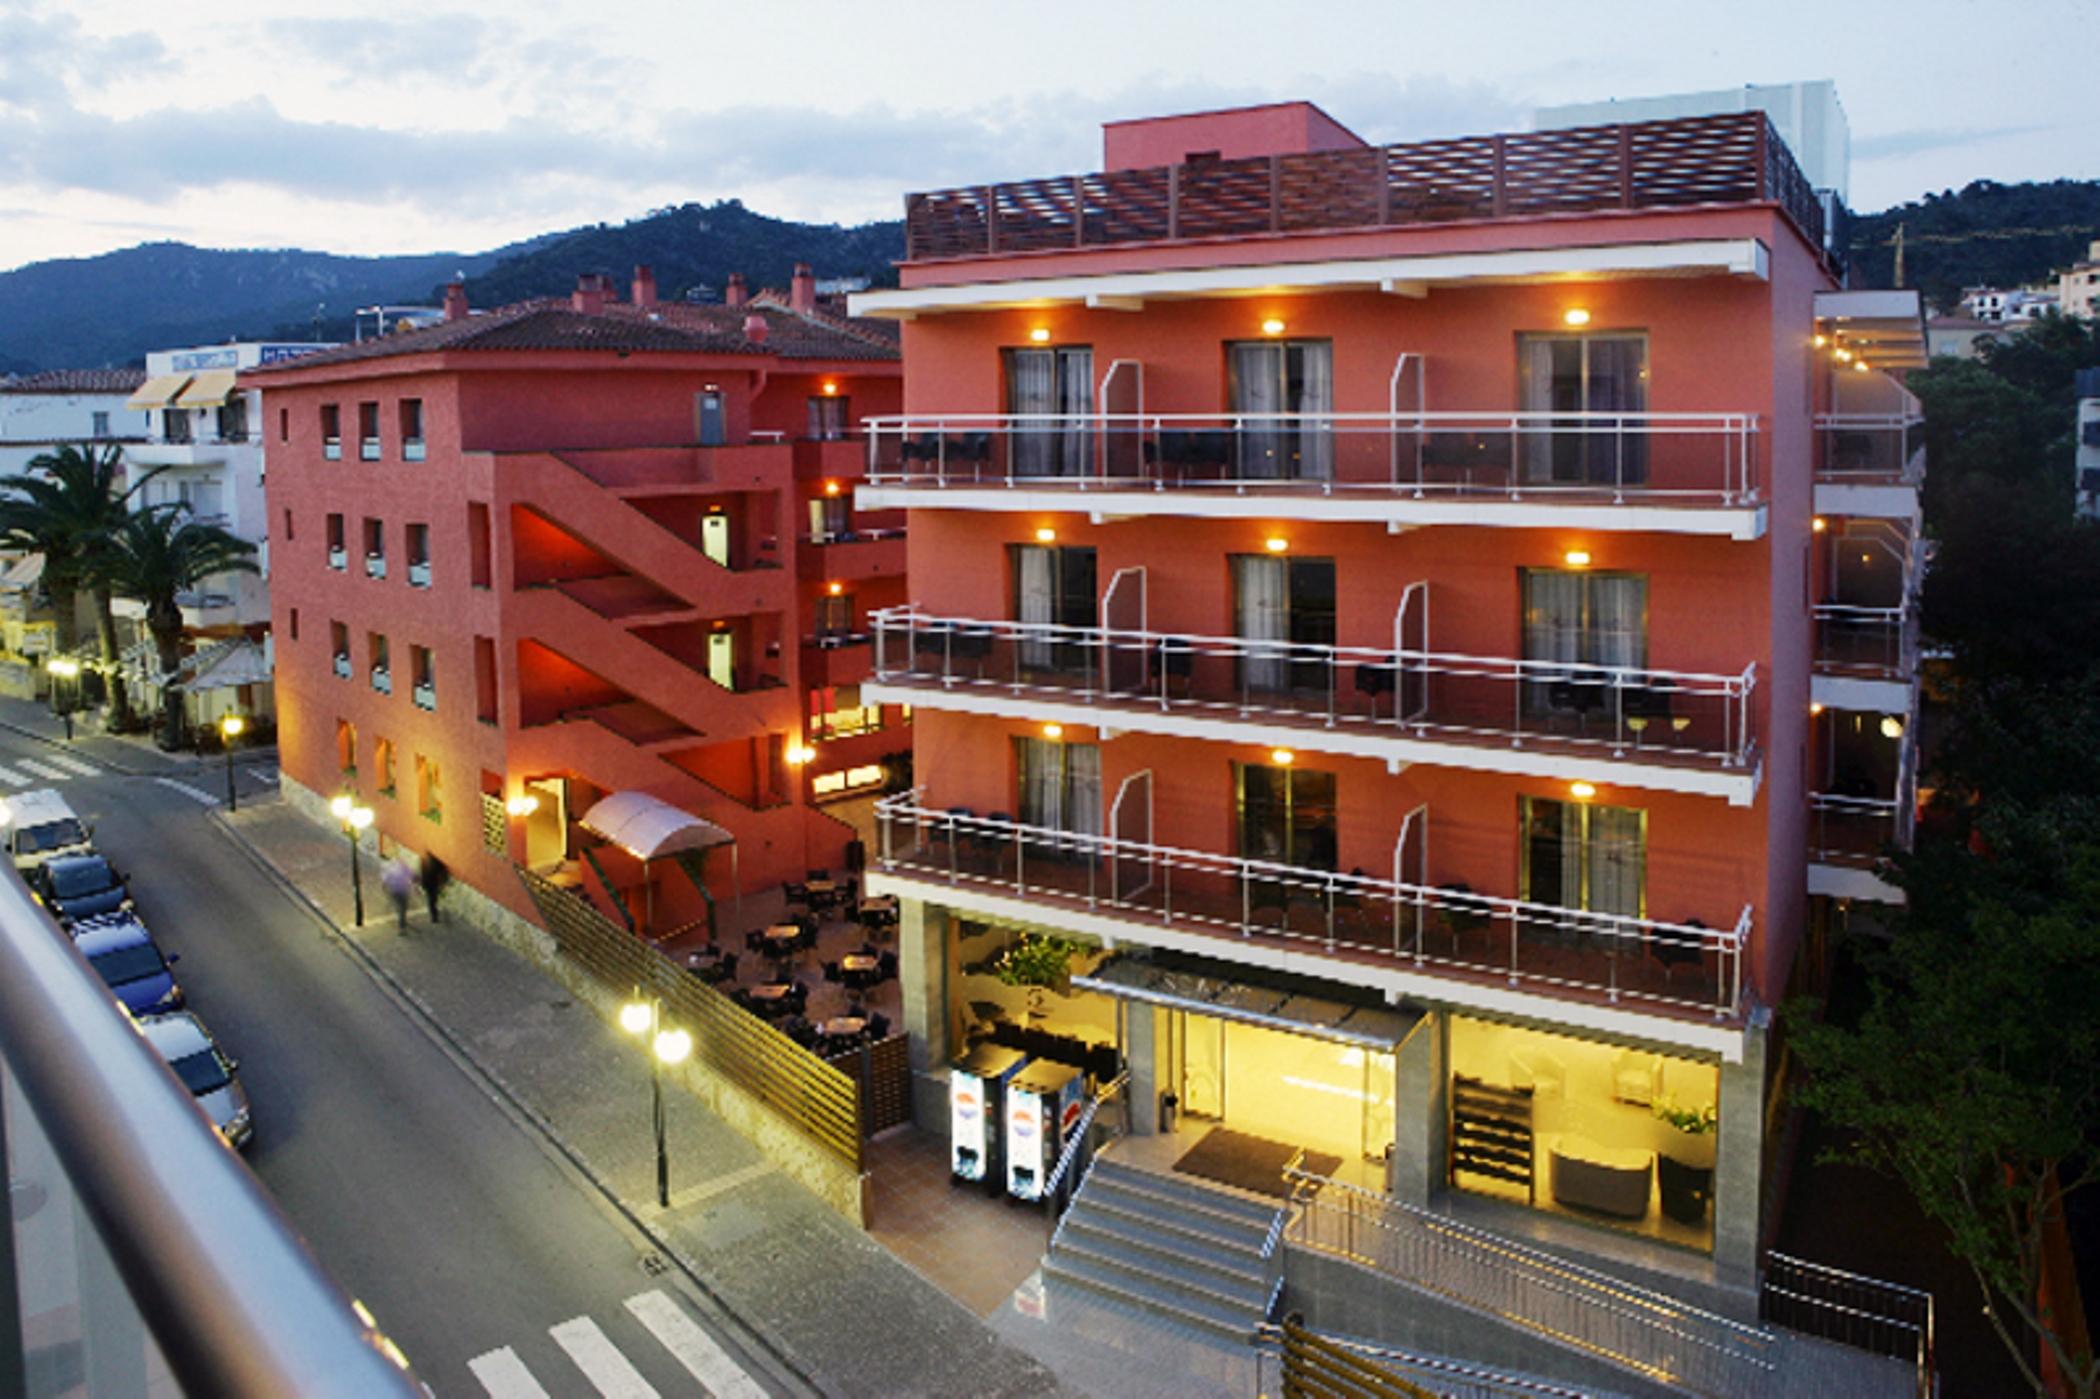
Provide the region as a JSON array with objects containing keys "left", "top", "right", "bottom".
[
  {"left": 218, "top": 713, "right": 246, "bottom": 811},
  {"left": 619, "top": 994, "right": 694, "bottom": 1208},
  {"left": 47, "top": 658, "right": 79, "bottom": 742},
  {"left": 328, "top": 794, "right": 374, "bottom": 927}
]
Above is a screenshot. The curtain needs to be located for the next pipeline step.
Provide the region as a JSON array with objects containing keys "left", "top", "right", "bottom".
[
  {"left": 1008, "top": 349, "right": 1056, "bottom": 477},
  {"left": 1233, "top": 344, "right": 1285, "bottom": 480},
  {"left": 1015, "top": 545, "right": 1056, "bottom": 668},
  {"left": 1523, "top": 569, "right": 1586, "bottom": 671},
  {"left": 1292, "top": 343, "right": 1334, "bottom": 480},
  {"left": 1056, "top": 348, "right": 1094, "bottom": 477},
  {"left": 1066, "top": 744, "right": 1102, "bottom": 838},
  {"left": 1588, "top": 575, "right": 1648, "bottom": 671},
  {"left": 1584, "top": 337, "right": 1647, "bottom": 485},
  {"left": 1017, "top": 738, "right": 1063, "bottom": 831},
  {"left": 1234, "top": 555, "right": 1289, "bottom": 692},
  {"left": 1585, "top": 804, "right": 1645, "bottom": 918},
  {"left": 1517, "top": 336, "right": 1571, "bottom": 482}
]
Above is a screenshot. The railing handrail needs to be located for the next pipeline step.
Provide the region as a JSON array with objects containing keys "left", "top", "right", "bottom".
[
  {"left": 1041, "top": 1069, "right": 1129, "bottom": 1207},
  {"left": 1810, "top": 792, "right": 1901, "bottom": 815},
  {"left": 867, "top": 409, "right": 1761, "bottom": 429},
  {"left": 1814, "top": 411, "right": 1923, "bottom": 429},
  {"left": 875, "top": 790, "right": 1749, "bottom": 956},
  {"left": 873, "top": 603, "right": 1758, "bottom": 695},
  {"left": 1811, "top": 602, "right": 1907, "bottom": 620},
  {"left": 0, "top": 871, "right": 419, "bottom": 1394},
  {"left": 1251, "top": 1320, "right": 1597, "bottom": 1398},
  {"left": 1763, "top": 1250, "right": 1934, "bottom": 1307}
]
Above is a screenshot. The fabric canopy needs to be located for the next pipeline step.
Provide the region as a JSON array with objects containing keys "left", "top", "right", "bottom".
[
  {"left": 126, "top": 374, "right": 192, "bottom": 409},
  {"left": 175, "top": 637, "right": 272, "bottom": 691},
  {"left": 172, "top": 369, "right": 237, "bottom": 408},
  {"left": 579, "top": 791, "right": 734, "bottom": 861}
]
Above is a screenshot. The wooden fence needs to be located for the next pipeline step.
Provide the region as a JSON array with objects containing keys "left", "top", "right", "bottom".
[
  {"left": 1278, "top": 1318, "right": 1433, "bottom": 1399},
  {"left": 515, "top": 866, "right": 864, "bottom": 1170},
  {"left": 827, "top": 1033, "right": 913, "bottom": 1138}
]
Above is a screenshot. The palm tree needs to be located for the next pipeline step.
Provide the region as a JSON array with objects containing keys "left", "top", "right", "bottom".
[
  {"left": 105, "top": 505, "right": 259, "bottom": 747},
  {"left": 0, "top": 443, "right": 160, "bottom": 728}
]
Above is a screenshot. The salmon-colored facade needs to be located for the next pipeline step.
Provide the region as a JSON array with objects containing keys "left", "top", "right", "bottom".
[
  {"left": 855, "top": 103, "right": 1924, "bottom": 1282},
  {"left": 249, "top": 274, "right": 905, "bottom": 936}
]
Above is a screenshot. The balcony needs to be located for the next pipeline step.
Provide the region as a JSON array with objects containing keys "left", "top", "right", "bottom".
[
  {"left": 371, "top": 665, "right": 392, "bottom": 695},
  {"left": 1814, "top": 413, "right": 1924, "bottom": 520},
  {"left": 128, "top": 438, "right": 255, "bottom": 468},
  {"left": 404, "top": 438, "right": 427, "bottom": 463},
  {"left": 365, "top": 552, "right": 387, "bottom": 580},
  {"left": 408, "top": 560, "right": 432, "bottom": 588},
  {"left": 412, "top": 681, "right": 436, "bottom": 712},
  {"left": 324, "top": 437, "right": 342, "bottom": 461},
  {"left": 360, "top": 437, "right": 381, "bottom": 462},
  {"left": 328, "top": 545, "right": 347, "bottom": 571},
  {"left": 902, "top": 111, "right": 1824, "bottom": 266},
  {"left": 331, "top": 651, "right": 352, "bottom": 679},
  {"left": 862, "top": 411, "right": 1765, "bottom": 537},
  {"left": 873, "top": 795, "right": 1752, "bottom": 1036},
  {"left": 1812, "top": 604, "right": 1917, "bottom": 714},
  {"left": 1808, "top": 784, "right": 1914, "bottom": 905},
  {"left": 869, "top": 608, "right": 1762, "bottom": 803}
]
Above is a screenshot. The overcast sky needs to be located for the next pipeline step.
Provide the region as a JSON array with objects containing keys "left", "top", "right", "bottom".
[{"left": 1, "top": 0, "right": 2088, "bottom": 272}]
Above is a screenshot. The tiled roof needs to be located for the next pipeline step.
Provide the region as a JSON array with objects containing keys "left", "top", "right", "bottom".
[
  {"left": 245, "top": 298, "right": 898, "bottom": 377},
  {"left": 0, "top": 367, "right": 147, "bottom": 394}
]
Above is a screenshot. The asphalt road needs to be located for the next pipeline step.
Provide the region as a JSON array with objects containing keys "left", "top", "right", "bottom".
[{"left": 16, "top": 729, "right": 792, "bottom": 1397}]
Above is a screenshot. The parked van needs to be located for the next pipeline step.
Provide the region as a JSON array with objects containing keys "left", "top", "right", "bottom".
[{"left": 5, "top": 789, "right": 92, "bottom": 873}]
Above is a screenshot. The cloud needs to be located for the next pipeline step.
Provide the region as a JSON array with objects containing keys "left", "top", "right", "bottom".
[
  {"left": 0, "top": 6, "right": 165, "bottom": 109},
  {"left": 263, "top": 13, "right": 509, "bottom": 79},
  {"left": 1854, "top": 125, "right": 2053, "bottom": 163}
]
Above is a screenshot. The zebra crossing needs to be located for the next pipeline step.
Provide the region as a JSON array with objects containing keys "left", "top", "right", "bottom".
[
  {"left": 466, "top": 1288, "right": 769, "bottom": 1398},
  {"left": 0, "top": 753, "right": 100, "bottom": 788}
]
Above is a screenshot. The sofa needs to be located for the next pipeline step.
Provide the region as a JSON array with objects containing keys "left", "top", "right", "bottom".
[{"left": 1550, "top": 1136, "right": 1653, "bottom": 1219}]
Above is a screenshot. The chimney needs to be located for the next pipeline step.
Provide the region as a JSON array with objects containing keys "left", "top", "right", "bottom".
[
  {"left": 571, "top": 273, "right": 609, "bottom": 315},
  {"left": 742, "top": 313, "right": 769, "bottom": 344},
  {"left": 443, "top": 282, "right": 469, "bottom": 322},
  {"left": 724, "top": 273, "right": 748, "bottom": 308},
  {"left": 632, "top": 264, "right": 658, "bottom": 309},
  {"left": 790, "top": 263, "right": 816, "bottom": 315}
]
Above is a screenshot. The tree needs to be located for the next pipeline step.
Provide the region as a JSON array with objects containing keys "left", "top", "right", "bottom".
[
  {"left": 0, "top": 443, "right": 159, "bottom": 727},
  {"left": 104, "top": 504, "right": 259, "bottom": 748}
]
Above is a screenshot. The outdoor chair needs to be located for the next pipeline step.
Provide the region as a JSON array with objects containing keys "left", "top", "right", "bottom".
[
  {"left": 1650, "top": 918, "right": 1707, "bottom": 981},
  {"left": 823, "top": 960, "right": 843, "bottom": 984},
  {"left": 877, "top": 950, "right": 899, "bottom": 982},
  {"left": 865, "top": 1012, "right": 891, "bottom": 1039}
]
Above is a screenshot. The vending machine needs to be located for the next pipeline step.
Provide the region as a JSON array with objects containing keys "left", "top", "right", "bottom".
[
  {"left": 949, "top": 1044, "right": 1029, "bottom": 1185},
  {"left": 1004, "top": 1061, "right": 1086, "bottom": 1202}
]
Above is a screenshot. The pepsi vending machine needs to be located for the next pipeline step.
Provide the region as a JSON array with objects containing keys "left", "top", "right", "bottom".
[
  {"left": 1005, "top": 1061, "right": 1086, "bottom": 1202},
  {"left": 949, "top": 1044, "right": 1028, "bottom": 1185}
]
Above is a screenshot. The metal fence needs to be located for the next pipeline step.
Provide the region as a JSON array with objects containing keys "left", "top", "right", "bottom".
[
  {"left": 515, "top": 866, "right": 864, "bottom": 1169},
  {"left": 1283, "top": 1170, "right": 1778, "bottom": 1399},
  {"left": 1761, "top": 1252, "right": 1935, "bottom": 1399}
]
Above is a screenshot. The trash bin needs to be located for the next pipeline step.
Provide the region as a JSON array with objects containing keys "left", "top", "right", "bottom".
[{"left": 1158, "top": 1091, "right": 1179, "bottom": 1134}]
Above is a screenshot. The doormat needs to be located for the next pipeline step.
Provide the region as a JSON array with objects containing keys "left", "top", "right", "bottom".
[{"left": 1171, "top": 1127, "right": 1342, "bottom": 1200}]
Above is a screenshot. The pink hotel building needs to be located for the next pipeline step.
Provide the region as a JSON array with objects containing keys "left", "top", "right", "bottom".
[{"left": 852, "top": 102, "right": 1925, "bottom": 1282}]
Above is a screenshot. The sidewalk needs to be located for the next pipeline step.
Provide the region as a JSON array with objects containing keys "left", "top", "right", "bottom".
[
  {"left": 0, "top": 694, "right": 276, "bottom": 779},
  {"left": 218, "top": 795, "right": 1075, "bottom": 1399}
]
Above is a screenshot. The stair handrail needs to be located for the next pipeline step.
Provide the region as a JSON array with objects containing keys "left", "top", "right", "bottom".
[
  {"left": 1041, "top": 1070, "right": 1130, "bottom": 1250},
  {"left": 1251, "top": 1320, "right": 1595, "bottom": 1398}
]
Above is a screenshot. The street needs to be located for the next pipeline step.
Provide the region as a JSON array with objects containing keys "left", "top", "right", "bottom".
[{"left": 8, "top": 722, "right": 792, "bottom": 1397}]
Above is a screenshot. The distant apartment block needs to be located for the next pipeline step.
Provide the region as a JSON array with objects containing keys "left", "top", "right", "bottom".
[
  {"left": 2058, "top": 240, "right": 2100, "bottom": 321},
  {"left": 0, "top": 367, "right": 149, "bottom": 476}
]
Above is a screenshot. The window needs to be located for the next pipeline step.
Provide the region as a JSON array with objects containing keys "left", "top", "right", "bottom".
[
  {"left": 321, "top": 404, "right": 341, "bottom": 459},
  {"left": 816, "top": 590, "right": 855, "bottom": 638},
  {"left": 1517, "top": 333, "right": 1648, "bottom": 486},
  {"left": 400, "top": 399, "right": 425, "bottom": 461},
  {"left": 329, "top": 621, "right": 350, "bottom": 679},
  {"left": 358, "top": 402, "right": 381, "bottom": 460},
  {"left": 1232, "top": 554, "right": 1335, "bottom": 693},
  {"left": 406, "top": 523, "right": 431, "bottom": 587},
  {"left": 809, "top": 493, "right": 850, "bottom": 543},
  {"left": 810, "top": 687, "right": 882, "bottom": 741},
  {"left": 326, "top": 513, "right": 346, "bottom": 569},
  {"left": 1236, "top": 763, "right": 1337, "bottom": 871},
  {"left": 411, "top": 645, "right": 435, "bottom": 711},
  {"left": 1015, "top": 736, "right": 1100, "bottom": 836},
  {"left": 283, "top": 508, "right": 295, "bottom": 542},
  {"left": 474, "top": 636, "right": 498, "bottom": 725},
  {"left": 217, "top": 396, "right": 248, "bottom": 443},
  {"left": 1229, "top": 340, "right": 1333, "bottom": 480},
  {"left": 1004, "top": 346, "right": 1093, "bottom": 477},
  {"left": 91, "top": 411, "right": 110, "bottom": 438},
  {"left": 163, "top": 408, "right": 192, "bottom": 444},
  {"left": 279, "top": 407, "right": 289, "bottom": 443},
  {"left": 368, "top": 633, "right": 391, "bottom": 694},
  {"left": 1009, "top": 543, "right": 1096, "bottom": 672},
  {"left": 374, "top": 738, "right": 396, "bottom": 796},
  {"left": 1519, "top": 796, "right": 1645, "bottom": 918},
  {"left": 335, "top": 718, "right": 356, "bottom": 775},
  {"left": 414, "top": 755, "right": 441, "bottom": 822},
  {"left": 467, "top": 502, "right": 492, "bottom": 588},
  {"left": 806, "top": 395, "right": 850, "bottom": 441},
  {"left": 288, "top": 607, "right": 299, "bottom": 641},
  {"left": 363, "top": 518, "right": 386, "bottom": 579}
]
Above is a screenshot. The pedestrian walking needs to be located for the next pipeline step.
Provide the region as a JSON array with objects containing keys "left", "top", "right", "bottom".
[
  {"left": 419, "top": 853, "right": 451, "bottom": 925},
  {"left": 381, "top": 856, "right": 413, "bottom": 933}
]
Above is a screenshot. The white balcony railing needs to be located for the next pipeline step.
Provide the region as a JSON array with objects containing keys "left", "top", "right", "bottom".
[
  {"left": 371, "top": 666, "right": 392, "bottom": 695},
  {"left": 411, "top": 681, "right": 436, "bottom": 712},
  {"left": 1815, "top": 413, "right": 1924, "bottom": 485},
  {"left": 331, "top": 652, "right": 351, "bottom": 679},
  {"left": 876, "top": 793, "right": 1751, "bottom": 1020},
  {"left": 365, "top": 552, "right": 387, "bottom": 580},
  {"left": 867, "top": 411, "right": 1762, "bottom": 506},
  {"left": 1810, "top": 782, "right": 1916, "bottom": 869},
  {"left": 872, "top": 608, "right": 1760, "bottom": 772},
  {"left": 1813, "top": 604, "right": 1917, "bottom": 680},
  {"left": 327, "top": 545, "right": 347, "bottom": 571},
  {"left": 407, "top": 561, "right": 432, "bottom": 588}
]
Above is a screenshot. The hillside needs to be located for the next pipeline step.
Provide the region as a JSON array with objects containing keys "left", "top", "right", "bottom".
[
  {"left": 0, "top": 200, "right": 905, "bottom": 374},
  {"left": 1848, "top": 178, "right": 2100, "bottom": 312}
]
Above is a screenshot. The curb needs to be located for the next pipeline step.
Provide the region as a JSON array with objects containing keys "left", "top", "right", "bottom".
[
  {"left": 0, "top": 712, "right": 280, "bottom": 779},
  {"left": 206, "top": 804, "right": 825, "bottom": 1398}
]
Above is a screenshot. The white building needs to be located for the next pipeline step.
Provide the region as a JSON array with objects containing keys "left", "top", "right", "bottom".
[
  {"left": 121, "top": 341, "right": 331, "bottom": 638},
  {"left": 2077, "top": 369, "right": 2100, "bottom": 520},
  {"left": 1536, "top": 80, "right": 1851, "bottom": 201},
  {"left": 1961, "top": 286, "right": 2060, "bottom": 323},
  {"left": 2057, "top": 242, "right": 2100, "bottom": 321},
  {"left": 0, "top": 368, "right": 150, "bottom": 478}
]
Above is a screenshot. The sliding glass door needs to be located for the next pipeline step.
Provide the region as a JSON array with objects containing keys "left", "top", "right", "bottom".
[
  {"left": 1233, "top": 555, "right": 1336, "bottom": 696},
  {"left": 1521, "top": 568, "right": 1646, "bottom": 720},
  {"left": 1518, "top": 333, "right": 1647, "bottom": 486},
  {"left": 1016, "top": 737, "right": 1102, "bottom": 841},
  {"left": 1519, "top": 796, "right": 1645, "bottom": 920},
  {"left": 1006, "top": 346, "right": 1094, "bottom": 478},
  {"left": 1230, "top": 341, "right": 1332, "bottom": 480},
  {"left": 1011, "top": 544, "right": 1097, "bottom": 674}
]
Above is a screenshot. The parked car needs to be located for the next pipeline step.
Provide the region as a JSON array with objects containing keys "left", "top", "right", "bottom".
[
  {"left": 138, "top": 1011, "right": 252, "bottom": 1150},
  {"left": 4, "top": 789, "right": 93, "bottom": 872},
  {"left": 32, "top": 852, "right": 134, "bottom": 926},
  {"left": 73, "top": 914, "right": 182, "bottom": 1017}
]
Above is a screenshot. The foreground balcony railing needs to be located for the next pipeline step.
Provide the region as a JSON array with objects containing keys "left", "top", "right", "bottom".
[
  {"left": 874, "top": 608, "right": 1761, "bottom": 773},
  {"left": 1810, "top": 790, "right": 1916, "bottom": 868},
  {"left": 877, "top": 795, "right": 1749, "bottom": 1019},
  {"left": 1813, "top": 604, "right": 1917, "bottom": 680},
  {"left": 867, "top": 412, "right": 1762, "bottom": 506},
  {"left": 1816, "top": 414, "right": 1924, "bottom": 485}
]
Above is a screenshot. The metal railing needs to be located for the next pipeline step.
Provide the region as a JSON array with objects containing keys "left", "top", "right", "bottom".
[
  {"left": 0, "top": 865, "right": 420, "bottom": 1395},
  {"left": 1761, "top": 1252, "right": 1935, "bottom": 1399},
  {"left": 874, "top": 607, "right": 1760, "bottom": 772},
  {"left": 866, "top": 410, "right": 1762, "bottom": 506},
  {"left": 1815, "top": 414, "right": 1924, "bottom": 485},
  {"left": 1041, "top": 1071, "right": 1130, "bottom": 1244},
  {"left": 1809, "top": 791, "right": 1914, "bottom": 867},
  {"left": 1812, "top": 604, "right": 1916, "bottom": 679},
  {"left": 1284, "top": 1169, "right": 1777, "bottom": 1398},
  {"left": 876, "top": 793, "right": 1751, "bottom": 1019},
  {"left": 1253, "top": 1319, "right": 1595, "bottom": 1399}
]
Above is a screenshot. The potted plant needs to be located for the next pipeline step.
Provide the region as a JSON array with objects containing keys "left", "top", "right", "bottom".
[
  {"left": 1653, "top": 1096, "right": 1718, "bottom": 1225},
  {"left": 993, "top": 932, "right": 1084, "bottom": 994}
]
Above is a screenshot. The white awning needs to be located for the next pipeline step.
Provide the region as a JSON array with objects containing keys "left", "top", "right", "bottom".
[
  {"left": 579, "top": 791, "right": 734, "bottom": 861},
  {"left": 127, "top": 373, "right": 193, "bottom": 409},
  {"left": 172, "top": 369, "right": 237, "bottom": 408},
  {"left": 172, "top": 637, "right": 272, "bottom": 691}
]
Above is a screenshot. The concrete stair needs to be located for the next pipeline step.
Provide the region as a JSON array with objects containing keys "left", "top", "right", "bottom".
[{"left": 1043, "top": 1158, "right": 1283, "bottom": 1342}]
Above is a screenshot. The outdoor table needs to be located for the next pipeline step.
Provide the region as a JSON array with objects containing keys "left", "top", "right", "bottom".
[
  {"left": 841, "top": 953, "right": 879, "bottom": 974},
  {"left": 748, "top": 981, "right": 794, "bottom": 1002},
  {"left": 822, "top": 1016, "right": 867, "bottom": 1038},
  {"left": 762, "top": 924, "right": 802, "bottom": 948},
  {"left": 858, "top": 895, "right": 898, "bottom": 916}
]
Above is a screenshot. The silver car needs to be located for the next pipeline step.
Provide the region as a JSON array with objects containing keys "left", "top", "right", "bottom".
[{"left": 140, "top": 1011, "right": 253, "bottom": 1150}]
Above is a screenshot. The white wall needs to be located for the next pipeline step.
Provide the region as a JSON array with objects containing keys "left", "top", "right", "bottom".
[
  {"left": 0, "top": 391, "right": 149, "bottom": 478},
  {"left": 1535, "top": 79, "right": 1851, "bottom": 200}
]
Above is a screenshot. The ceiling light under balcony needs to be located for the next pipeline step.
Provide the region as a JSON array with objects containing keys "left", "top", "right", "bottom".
[
  {"left": 1264, "top": 536, "right": 1289, "bottom": 553},
  {"left": 1029, "top": 327, "right": 1052, "bottom": 343},
  {"left": 1810, "top": 702, "right": 1825, "bottom": 715},
  {"left": 1881, "top": 716, "right": 1906, "bottom": 740},
  {"left": 1812, "top": 516, "right": 1827, "bottom": 532},
  {"left": 1042, "top": 723, "right": 1064, "bottom": 739},
  {"left": 821, "top": 381, "right": 839, "bottom": 396},
  {"left": 1834, "top": 348, "right": 1853, "bottom": 363},
  {"left": 1813, "top": 333, "right": 1828, "bottom": 348},
  {"left": 1563, "top": 549, "right": 1592, "bottom": 568},
  {"left": 1569, "top": 781, "right": 1597, "bottom": 800},
  {"left": 1261, "top": 318, "right": 1287, "bottom": 337},
  {"left": 827, "top": 581, "right": 844, "bottom": 596},
  {"left": 505, "top": 794, "right": 540, "bottom": 818},
  {"left": 1271, "top": 749, "right": 1295, "bottom": 766},
  {"left": 787, "top": 744, "right": 817, "bottom": 765},
  {"left": 1563, "top": 308, "right": 1592, "bottom": 327},
  {"left": 1854, "top": 359, "right": 1872, "bottom": 373},
  {"left": 1034, "top": 526, "right": 1056, "bottom": 543},
  {"left": 824, "top": 480, "right": 842, "bottom": 497}
]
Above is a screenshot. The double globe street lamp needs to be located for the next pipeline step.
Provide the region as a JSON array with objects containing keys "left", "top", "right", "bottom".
[
  {"left": 619, "top": 995, "right": 694, "bottom": 1209},
  {"left": 327, "top": 794, "right": 375, "bottom": 927}
]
